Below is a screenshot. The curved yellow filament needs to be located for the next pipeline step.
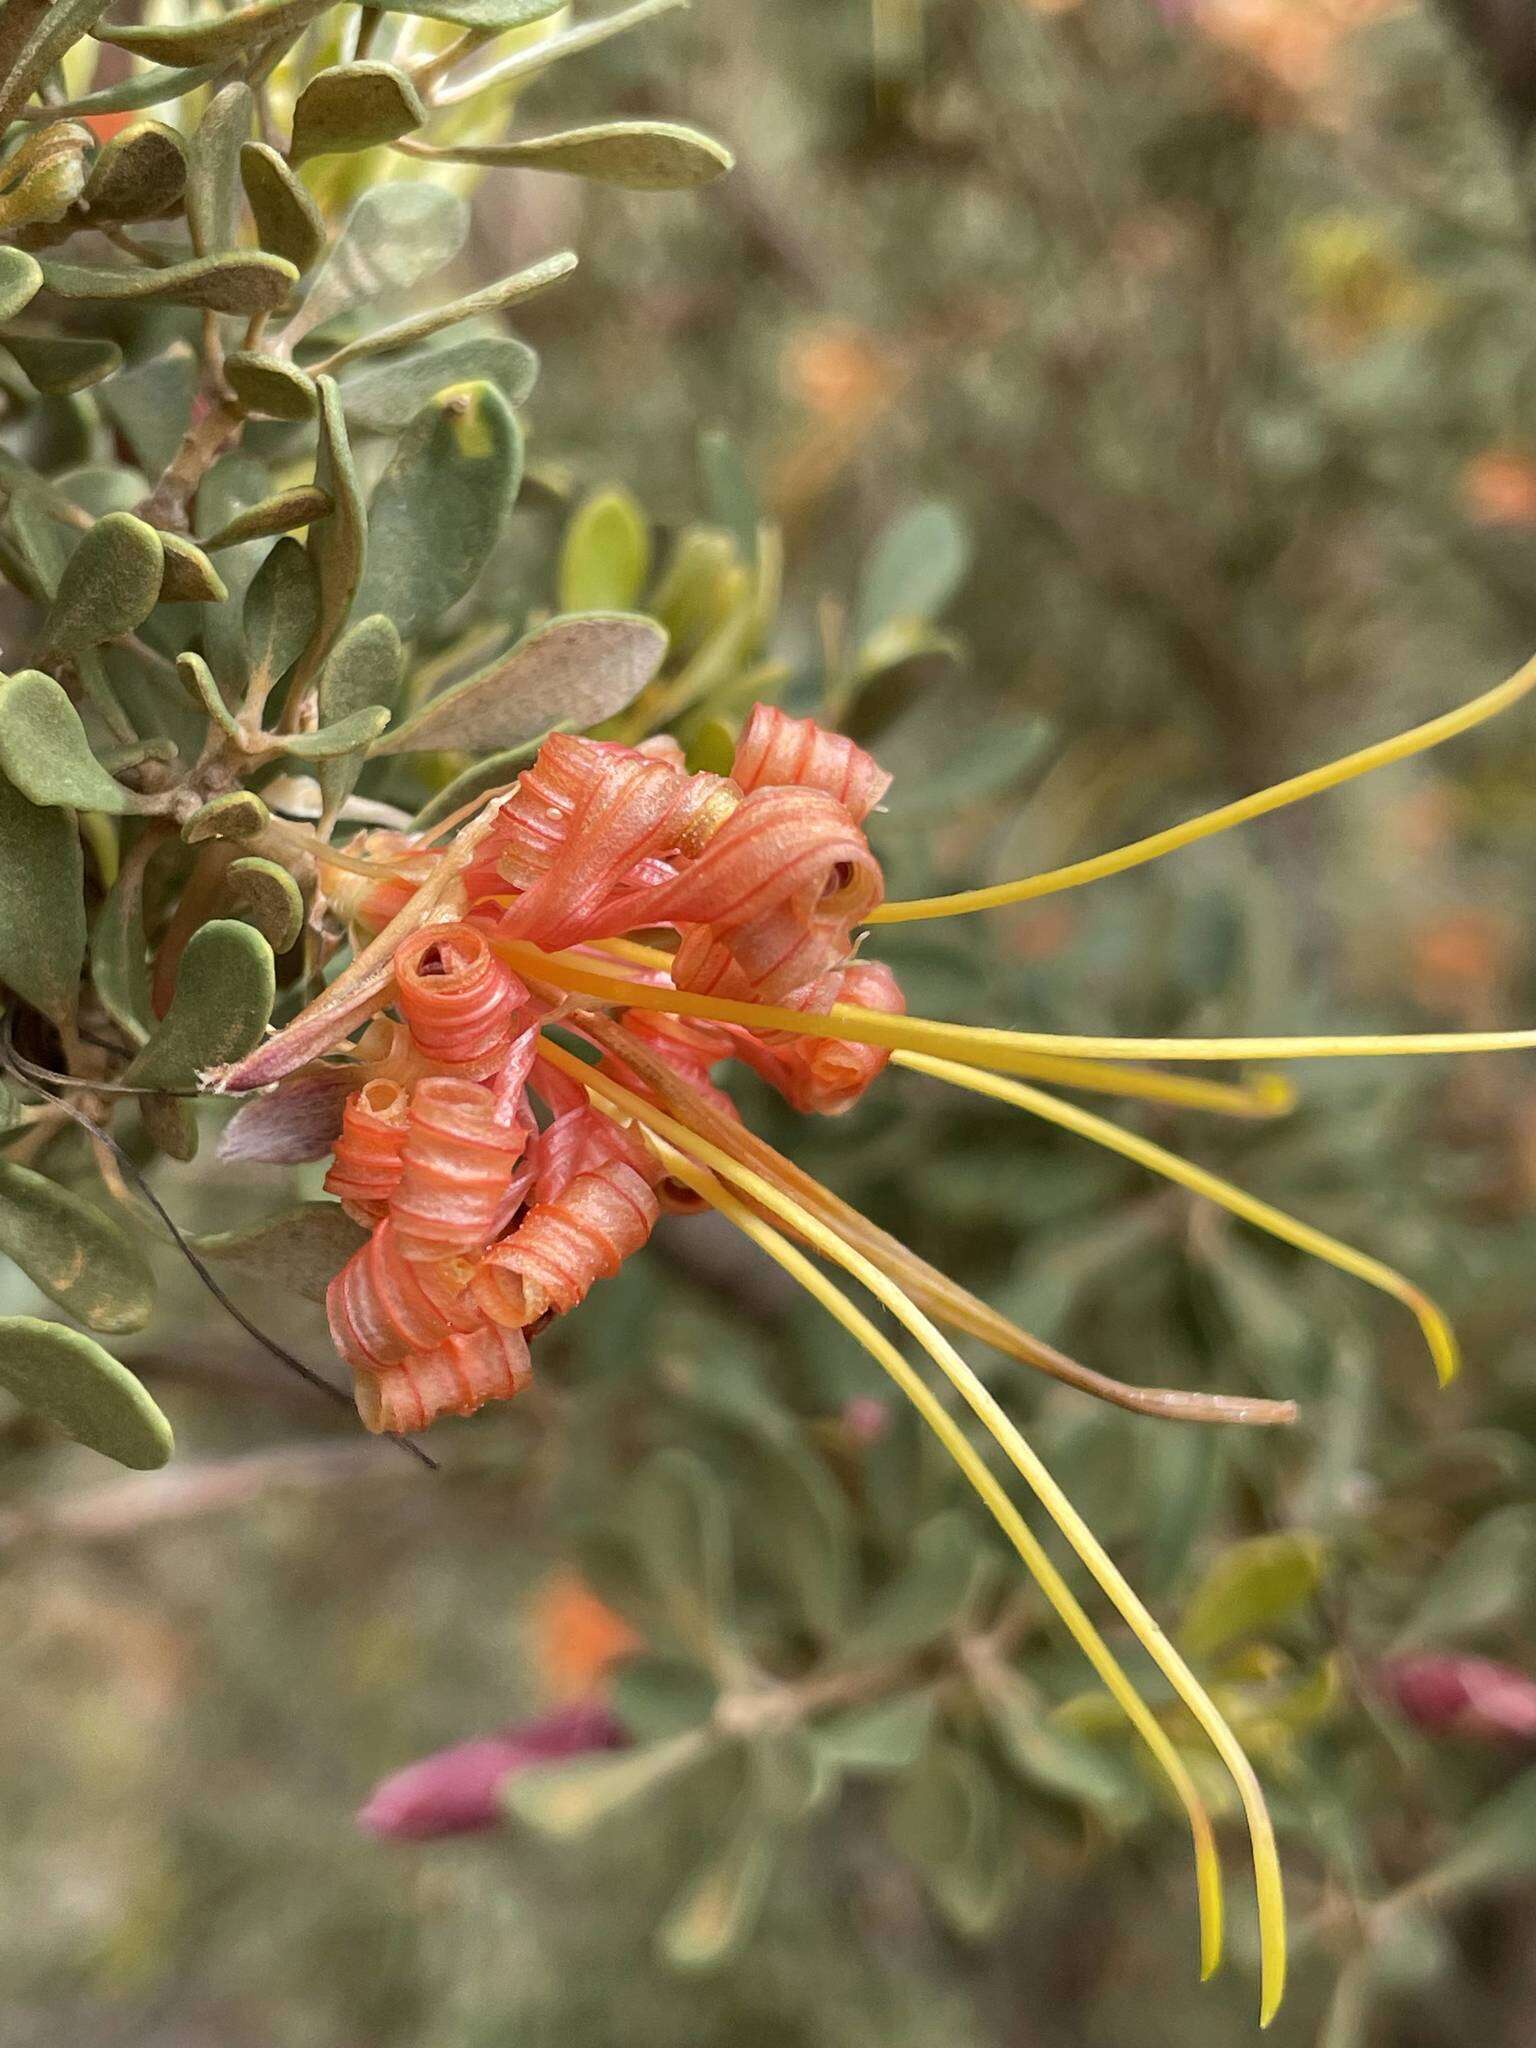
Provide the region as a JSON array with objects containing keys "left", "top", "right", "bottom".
[
  {"left": 536, "top": 1037, "right": 1288, "bottom": 2025},
  {"left": 648, "top": 1134, "right": 1226, "bottom": 1986},
  {"left": 582, "top": 1007, "right": 1296, "bottom": 1429},
  {"left": 895, "top": 1051, "right": 1460, "bottom": 1387},
  {"left": 498, "top": 940, "right": 1536, "bottom": 1070},
  {"left": 591, "top": 940, "right": 1297, "bottom": 1120},
  {"left": 870, "top": 648, "right": 1536, "bottom": 922}
]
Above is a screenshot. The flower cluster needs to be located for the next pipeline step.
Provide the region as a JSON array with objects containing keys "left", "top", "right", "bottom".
[
  {"left": 216, "top": 650, "right": 1536, "bottom": 2025},
  {"left": 319, "top": 706, "right": 906, "bottom": 1435}
]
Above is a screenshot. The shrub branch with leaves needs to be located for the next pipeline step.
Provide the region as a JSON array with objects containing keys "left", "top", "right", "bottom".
[{"left": 5, "top": 1, "right": 1536, "bottom": 2033}]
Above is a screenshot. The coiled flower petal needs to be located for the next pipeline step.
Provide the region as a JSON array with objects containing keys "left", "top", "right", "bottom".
[
  {"left": 327, "top": 1219, "right": 479, "bottom": 1373},
  {"left": 473, "top": 1159, "right": 661, "bottom": 1328},
  {"left": 732, "top": 701, "right": 891, "bottom": 822},
  {"left": 395, "top": 922, "right": 526, "bottom": 1072},
  {"left": 323, "top": 1077, "right": 412, "bottom": 1223},
  {"left": 355, "top": 1320, "right": 533, "bottom": 1434},
  {"left": 390, "top": 1074, "right": 530, "bottom": 1262}
]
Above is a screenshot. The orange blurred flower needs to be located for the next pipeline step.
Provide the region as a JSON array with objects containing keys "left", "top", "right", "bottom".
[
  {"left": 529, "top": 1568, "right": 641, "bottom": 1701},
  {"left": 1461, "top": 448, "right": 1536, "bottom": 528}
]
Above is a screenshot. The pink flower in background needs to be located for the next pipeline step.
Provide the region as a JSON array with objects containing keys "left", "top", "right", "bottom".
[
  {"left": 357, "top": 1700, "right": 627, "bottom": 1841},
  {"left": 1379, "top": 1656, "right": 1536, "bottom": 1744}
]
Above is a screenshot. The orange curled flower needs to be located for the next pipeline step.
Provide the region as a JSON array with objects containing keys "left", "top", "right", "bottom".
[
  {"left": 324, "top": 1077, "right": 411, "bottom": 1224},
  {"left": 216, "top": 652, "right": 1536, "bottom": 2025},
  {"left": 394, "top": 922, "right": 527, "bottom": 1072}
]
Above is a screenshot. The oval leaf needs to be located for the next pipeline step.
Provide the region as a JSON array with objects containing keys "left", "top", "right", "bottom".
[
  {"left": 290, "top": 61, "right": 425, "bottom": 164},
  {"left": 0, "top": 1159, "right": 155, "bottom": 1333},
  {"left": 0, "top": 771, "right": 86, "bottom": 1027},
  {"left": 315, "top": 251, "right": 574, "bottom": 374},
  {"left": 338, "top": 334, "right": 539, "bottom": 434},
  {"left": 0, "top": 670, "right": 142, "bottom": 813},
  {"left": 1178, "top": 1531, "right": 1324, "bottom": 1660},
  {"left": 81, "top": 118, "right": 188, "bottom": 222},
  {"left": 238, "top": 142, "right": 326, "bottom": 273},
  {"left": 1, "top": 331, "right": 123, "bottom": 395},
  {"left": 559, "top": 486, "right": 651, "bottom": 612},
  {"left": 424, "top": 119, "right": 733, "bottom": 190},
  {"left": 317, "top": 612, "right": 403, "bottom": 815},
  {"left": 659, "top": 1801, "right": 778, "bottom": 1972},
  {"left": 502, "top": 1733, "right": 709, "bottom": 1840},
  {"left": 225, "top": 350, "right": 319, "bottom": 421},
  {"left": 187, "top": 81, "right": 253, "bottom": 255},
  {"left": 158, "top": 532, "right": 227, "bottom": 604},
  {"left": 375, "top": 613, "right": 665, "bottom": 755},
  {"left": 201, "top": 484, "right": 332, "bottom": 551},
  {"left": 37, "top": 251, "right": 297, "bottom": 315},
  {"left": 0, "top": 1316, "right": 172, "bottom": 1469},
  {"left": 97, "top": 0, "right": 333, "bottom": 67},
  {"left": 125, "top": 919, "right": 275, "bottom": 1091},
  {"left": 353, "top": 380, "right": 521, "bottom": 640},
  {"left": 225, "top": 857, "right": 304, "bottom": 952},
  {"left": 41, "top": 511, "right": 164, "bottom": 658},
  {"left": 286, "top": 182, "right": 467, "bottom": 348},
  {"left": 193, "top": 1200, "right": 365, "bottom": 1300}
]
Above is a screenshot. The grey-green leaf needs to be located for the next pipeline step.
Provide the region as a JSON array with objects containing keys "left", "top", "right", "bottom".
[
  {"left": 280, "top": 704, "right": 391, "bottom": 757},
  {"left": 0, "top": 670, "right": 143, "bottom": 813},
  {"left": 0, "top": 122, "right": 90, "bottom": 232},
  {"left": 855, "top": 500, "right": 972, "bottom": 644},
  {"left": 503, "top": 1732, "right": 711, "bottom": 1840},
  {"left": 0, "top": 255, "right": 44, "bottom": 327},
  {"left": 353, "top": 380, "right": 521, "bottom": 640},
  {"left": 187, "top": 81, "right": 252, "bottom": 255},
  {"left": 296, "top": 379, "right": 365, "bottom": 686},
  {"left": 0, "top": 0, "right": 115, "bottom": 131},
  {"left": 0, "top": 1159, "right": 155, "bottom": 1334},
  {"left": 124, "top": 920, "right": 276, "bottom": 1091},
  {"left": 419, "top": 119, "right": 734, "bottom": 190},
  {"left": 407, "top": 733, "right": 562, "bottom": 830},
  {"left": 158, "top": 532, "right": 228, "bottom": 605},
  {"left": 225, "top": 350, "right": 318, "bottom": 421},
  {"left": 658, "top": 1799, "right": 777, "bottom": 1973},
  {"left": 314, "top": 250, "right": 573, "bottom": 373},
  {"left": 338, "top": 333, "right": 538, "bottom": 433},
  {"left": 1178, "top": 1531, "right": 1324, "bottom": 1660},
  {"left": 193, "top": 1201, "right": 367, "bottom": 1303},
  {"left": 0, "top": 771, "right": 86, "bottom": 1027},
  {"left": 38, "top": 251, "right": 297, "bottom": 316},
  {"left": 290, "top": 62, "right": 424, "bottom": 165},
  {"left": 0, "top": 1317, "right": 172, "bottom": 1469},
  {"left": 94, "top": 345, "right": 197, "bottom": 474},
  {"left": 41, "top": 511, "right": 164, "bottom": 658},
  {"left": 0, "top": 330, "right": 122, "bottom": 394},
  {"left": 225, "top": 857, "right": 304, "bottom": 952},
  {"left": 374, "top": 0, "right": 563, "bottom": 23},
  {"left": 80, "top": 118, "right": 187, "bottom": 222},
  {"left": 182, "top": 791, "right": 270, "bottom": 845},
  {"left": 239, "top": 142, "right": 326, "bottom": 272},
  {"left": 177, "top": 652, "right": 242, "bottom": 743},
  {"left": 243, "top": 535, "right": 322, "bottom": 694},
  {"left": 811, "top": 1693, "right": 936, "bottom": 1776},
  {"left": 201, "top": 485, "right": 332, "bottom": 551},
  {"left": 286, "top": 183, "right": 468, "bottom": 348},
  {"left": 95, "top": 0, "right": 333, "bottom": 67},
  {"left": 47, "top": 60, "right": 221, "bottom": 119},
  {"left": 317, "top": 613, "right": 403, "bottom": 814},
  {"left": 92, "top": 827, "right": 162, "bottom": 1043},
  {"left": 376, "top": 613, "right": 665, "bottom": 754},
  {"left": 838, "top": 1513, "right": 979, "bottom": 1664}
]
